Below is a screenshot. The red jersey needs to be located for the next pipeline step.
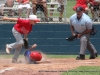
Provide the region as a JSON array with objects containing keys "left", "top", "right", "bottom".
[
  {"left": 76, "top": 0, "right": 87, "bottom": 4},
  {"left": 89, "top": 0, "right": 98, "bottom": 5},
  {"left": 14, "top": 18, "right": 32, "bottom": 34},
  {"left": 18, "top": 0, "right": 28, "bottom": 3}
]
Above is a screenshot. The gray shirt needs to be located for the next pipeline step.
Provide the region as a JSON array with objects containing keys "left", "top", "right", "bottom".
[{"left": 70, "top": 13, "right": 92, "bottom": 33}]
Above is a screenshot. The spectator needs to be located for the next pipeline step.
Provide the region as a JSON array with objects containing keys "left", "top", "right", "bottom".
[
  {"left": 49, "top": 0, "right": 64, "bottom": 22},
  {"left": 49, "top": 0, "right": 57, "bottom": 22},
  {"left": 16, "top": 0, "right": 31, "bottom": 18},
  {"left": 32, "top": 0, "right": 49, "bottom": 22},
  {"left": 3, "top": 15, "right": 40, "bottom": 63},
  {"left": 88, "top": 0, "right": 100, "bottom": 21},
  {"left": 70, "top": 6, "right": 98, "bottom": 60},
  {"left": 0, "top": 0, "right": 14, "bottom": 16},
  {"left": 57, "top": 0, "right": 64, "bottom": 22},
  {"left": 5, "top": 0, "right": 14, "bottom": 16},
  {"left": 73, "top": 0, "right": 89, "bottom": 14},
  {"left": 0, "top": 4, "right": 5, "bottom": 16}
]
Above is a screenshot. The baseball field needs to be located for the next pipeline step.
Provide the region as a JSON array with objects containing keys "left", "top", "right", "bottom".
[
  {"left": 0, "top": 54, "right": 100, "bottom": 75},
  {"left": 0, "top": 0, "right": 100, "bottom": 75}
]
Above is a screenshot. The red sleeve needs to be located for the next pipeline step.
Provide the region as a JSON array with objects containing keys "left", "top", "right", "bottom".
[
  {"left": 28, "top": 25, "right": 32, "bottom": 34},
  {"left": 17, "top": 18, "right": 22, "bottom": 24}
]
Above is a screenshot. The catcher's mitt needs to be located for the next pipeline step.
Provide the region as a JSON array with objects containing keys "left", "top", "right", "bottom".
[
  {"left": 23, "top": 39, "right": 29, "bottom": 49},
  {"left": 66, "top": 35, "right": 78, "bottom": 42}
]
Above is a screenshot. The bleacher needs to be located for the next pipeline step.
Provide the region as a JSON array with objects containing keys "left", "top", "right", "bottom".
[
  {"left": 0, "top": 0, "right": 100, "bottom": 23},
  {"left": 0, "top": 0, "right": 67, "bottom": 23}
]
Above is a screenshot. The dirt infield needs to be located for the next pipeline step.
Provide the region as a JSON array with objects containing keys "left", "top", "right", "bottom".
[{"left": 0, "top": 57, "right": 100, "bottom": 75}]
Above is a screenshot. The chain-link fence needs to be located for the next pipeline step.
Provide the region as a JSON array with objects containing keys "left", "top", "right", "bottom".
[
  {"left": 1, "top": 0, "right": 100, "bottom": 23},
  {"left": 0, "top": 0, "right": 67, "bottom": 23}
]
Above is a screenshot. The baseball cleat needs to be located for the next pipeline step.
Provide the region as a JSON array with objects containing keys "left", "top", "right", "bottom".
[
  {"left": 6, "top": 44, "right": 11, "bottom": 54},
  {"left": 89, "top": 56, "right": 96, "bottom": 59},
  {"left": 76, "top": 54, "right": 85, "bottom": 60},
  {"left": 95, "top": 53, "right": 98, "bottom": 57},
  {"left": 12, "top": 59, "right": 17, "bottom": 63},
  {"left": 89, "top": 53, "right": 98, "bottom": 59}
]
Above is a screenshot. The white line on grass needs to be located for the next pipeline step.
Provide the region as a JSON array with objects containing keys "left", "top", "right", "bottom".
[{"left": 0, "top": 67, "right": 15, "bottom": 73}]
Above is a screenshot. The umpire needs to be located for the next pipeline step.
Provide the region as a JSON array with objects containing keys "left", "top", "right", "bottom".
[{"left": 70, "top": 6, "right": 98, "bottom": 60}]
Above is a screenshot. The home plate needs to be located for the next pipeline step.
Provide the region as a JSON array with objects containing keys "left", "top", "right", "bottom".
[
  {"left": 0, "top": 67, "right": 15, "bottom": 73},
  {"left": 78, "top": 61, "right": 96, "bottom": 64}
]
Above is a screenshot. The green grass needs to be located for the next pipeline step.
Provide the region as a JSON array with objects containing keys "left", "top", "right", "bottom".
[
  {"left": 0, "top": 54, "right": 99, "bottom": 59},
  {"left": 66, "top": 0, "right": 76, "bottom": 18},
  {"left": 0, "top": 54, "right": 76, "bottom": 59},
  {"left": 47, "top": 54, "right": 100, "bottom": 58},
  {"left": 47, "top": 54, "right": 77, "bottom": 58},
  {"left": 61, "top": 66, "right": 100, "bottom": 75},
  {"left": 0, "top": 54, "right": 24, "bottom": 59}
]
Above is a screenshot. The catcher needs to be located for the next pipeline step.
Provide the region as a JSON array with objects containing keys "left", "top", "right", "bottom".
[
  {"left": 3, "top": 15, "right": 40, "bottom": 63},
  {"left": 24, "top": 44, "right": 42, "bottom": 64}
]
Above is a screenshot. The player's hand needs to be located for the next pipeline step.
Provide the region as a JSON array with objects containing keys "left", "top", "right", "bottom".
[
  {"left": 3, "top": 16, "right": 8, "bottom": 20},
  {"left": 77, "top": 34, "right": 82, "bottom": 38},
  {"left": 72, "top": 33, "right": 77, "bottom": 36},
  {"left": 24, "top": 38, "right": 28, "bottom": 41},
  {"left": 32, "top": 44, "right": 37, "bottom": 49}
]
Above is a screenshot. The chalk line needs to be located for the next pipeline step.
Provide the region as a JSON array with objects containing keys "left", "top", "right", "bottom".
[{"left": 0, "top": 67, "right": 15, "bottom": 73}]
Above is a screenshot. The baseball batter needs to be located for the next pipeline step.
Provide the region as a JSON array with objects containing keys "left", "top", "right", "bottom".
[
  {"left": 3, "top": 15, "right": 40, "bottom": 63},
  {"left": 70, "top": 6, "right": 98, "bottom": 60}
]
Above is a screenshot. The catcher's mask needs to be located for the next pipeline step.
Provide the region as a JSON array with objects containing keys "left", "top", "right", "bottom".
[{"left": 30, "top": 51, "right": 42, "bottom": 61}]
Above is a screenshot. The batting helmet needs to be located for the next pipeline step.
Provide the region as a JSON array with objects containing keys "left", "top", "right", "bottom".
[{"left": 30, "top": 51, "right": 42, "bottom": 61}]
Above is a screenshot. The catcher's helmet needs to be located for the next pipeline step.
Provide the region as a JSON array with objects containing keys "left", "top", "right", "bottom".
[{"left": 30, "top": 51, "right": 42, "bottom": 61}]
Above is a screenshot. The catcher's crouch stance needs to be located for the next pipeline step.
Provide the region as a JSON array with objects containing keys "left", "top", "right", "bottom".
[{"left": 24, "top": 44, "right": 42, "bottom": 64}]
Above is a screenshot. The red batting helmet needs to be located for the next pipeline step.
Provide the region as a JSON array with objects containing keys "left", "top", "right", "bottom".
[{"left": 30, "top": 51, "right": 42, "bottom": 61}]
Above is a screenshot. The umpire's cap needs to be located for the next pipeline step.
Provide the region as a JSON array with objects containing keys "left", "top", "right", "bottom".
[{"left": 76, "top": 6, "right": 84, "bottom": 12}]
